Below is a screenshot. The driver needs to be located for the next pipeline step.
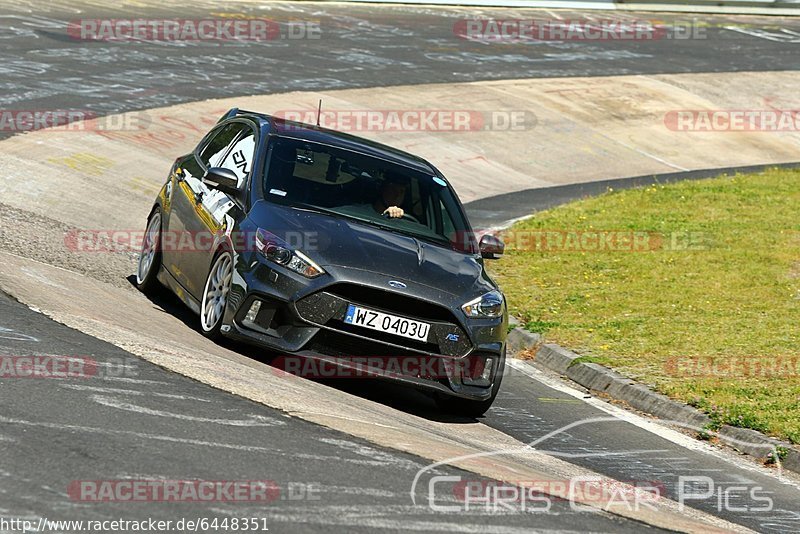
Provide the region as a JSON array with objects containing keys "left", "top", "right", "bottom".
[{"left": 373, "top": 171, "right": 409, "bottom": 219}]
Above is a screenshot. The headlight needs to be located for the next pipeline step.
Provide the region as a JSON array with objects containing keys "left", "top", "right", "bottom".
[
  {"left": 255, "top": 228, "right": 325, "bottom": 279},
  {"left": 462, "top": 290, "right": 504, "bottom": 318}
]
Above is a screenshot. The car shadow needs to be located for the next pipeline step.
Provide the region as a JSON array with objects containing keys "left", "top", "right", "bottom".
[
  {"left": 126, "top": 275, "right": 200, "bottom": 333},
  {"left": 127, "top": 274, "right": 480, "bottom": 424},
  {"left": 238, "top": 343, "right": 479, "bottom": 425}
]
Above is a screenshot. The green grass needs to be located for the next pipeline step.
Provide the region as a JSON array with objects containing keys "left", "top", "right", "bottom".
[{"left": 490, "top": 169, "right": 800, "bottom": 444}]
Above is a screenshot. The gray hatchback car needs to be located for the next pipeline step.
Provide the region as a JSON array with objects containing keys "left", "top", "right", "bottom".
[{"left": 136, "top": 108, "right": 508, "bottom": 416}]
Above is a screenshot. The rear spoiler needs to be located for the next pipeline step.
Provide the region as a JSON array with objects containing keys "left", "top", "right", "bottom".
[{"left": 217, "top": 108, "right": 264, "bottom": 123}]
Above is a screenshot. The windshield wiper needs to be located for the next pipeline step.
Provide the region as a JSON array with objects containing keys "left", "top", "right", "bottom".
[
  {"left": 291, "top": 203, "right": 395, "bottom": 231},
  {"left": 355, "top": 216, "right": 452, "bottom": 248},
  {"left": 291, "top": 203, "right": 350, "bottom": 220},
  {"left": 290, "top": 203, "right": 452, "bottom": 248}
]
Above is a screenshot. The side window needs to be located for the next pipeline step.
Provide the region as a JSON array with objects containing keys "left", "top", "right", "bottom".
[
  {"left": 198, "top": 122, "right": 256, "bottom": 185},
  {"left": 218, "top": 131, "right": 255, "bottom": 182},
  {"left": 199, "top": 124, "right": 240, "bottom": 167},
  {"left": 440, "top": 200, "right": 456, "bottom": 238}
]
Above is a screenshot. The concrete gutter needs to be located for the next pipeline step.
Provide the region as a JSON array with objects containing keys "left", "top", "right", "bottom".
[{"left": 507, "top": 327, "right": 800, "bottom": 475}]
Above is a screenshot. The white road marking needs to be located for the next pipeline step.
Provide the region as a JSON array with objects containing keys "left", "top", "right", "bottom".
[
  {"left": 293, "top": 411, "right": 399, "bottom": 429},
  {"left": 318, "top": 438, "right": 424, "bottom": 470},
  {"left": 0, "top": 327, "right": 39, "bottom": 342},
  {"left": 21, "top": 266, "right": 68, "bottom": 290},
  {"left": 208, "top": 504, "right": 586, "bottom": 533},
  {"left": 544, "top": 10, "right": 563, "bottom": 20},
  {"left": 0, "top": 415, "right": 410, "bottom": 468},
  {"left": 313, "top": 484, "right": 396, "bottom": 498},
  {"left": 89, "top": 394, "right": 286, "bottom": 427},
  {"left": 507, "top": 359, "right": 800, "bottom": 490},
  {"left": 0, "top": 414, "right": 279, "bottom": 452},
  {"left": 58, "top": 383, "right": 212, "bottom": 402},
  {"left": 101, "top": 376, "right": 171, "bottom": 385},
  {"left": 724, "top": 26, "right": 800, "bottom": 43}
]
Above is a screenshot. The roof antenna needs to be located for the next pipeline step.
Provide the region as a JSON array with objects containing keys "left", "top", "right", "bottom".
[{"left": 316, "top": 99, "right": 322, "bottom": 127}]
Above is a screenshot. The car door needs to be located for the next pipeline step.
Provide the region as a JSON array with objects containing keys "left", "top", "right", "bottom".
[{"left": 164, "top": 121, "right": 256, "bottom": 300}]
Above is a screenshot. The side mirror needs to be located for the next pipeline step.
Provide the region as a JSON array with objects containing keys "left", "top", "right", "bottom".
[
  {"left": 203, "top": 167, "right": 240, "bottom": 196},
  {"left": 479, "top": 234, "right": 505, "bottom": 260}
]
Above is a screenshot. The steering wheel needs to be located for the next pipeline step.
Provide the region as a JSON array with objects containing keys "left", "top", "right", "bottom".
[{"left": 384, "top": 211, "right": 419, "bottom": 223}]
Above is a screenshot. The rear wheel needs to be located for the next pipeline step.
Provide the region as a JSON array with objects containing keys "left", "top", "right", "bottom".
[
  {"left": 436, "top": 349, "right": 506, "bottom": 418},
  {"left": 136, "top": 209, "right": 162, "bottom": 293},
  {"left": 200, "top": 250, "right": 233, "bottom": 340}
]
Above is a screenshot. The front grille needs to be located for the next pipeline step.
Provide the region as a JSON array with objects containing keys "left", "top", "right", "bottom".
[
  {"left": 295, "top": 284, "right": 473, "bottom": 357},
  {"left": 325, "top": 283, "right": 456, "bottom": 323},
  {"left": 307, "top": 329, "right": 410, "bottom": 358},
  {"left": 304, "top": 330, "right": 451, "bottom": 385},
  {"left": 332, "top": 321, "right": 441, "bottom": 354}
]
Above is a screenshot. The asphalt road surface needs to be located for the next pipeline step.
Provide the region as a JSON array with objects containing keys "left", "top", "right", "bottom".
[
  {"left": 2, "top": 1, "right": 800, "bottom": 532},
  {"left": 489, "top": 364, "right": 800, "bottom": 533},
  {"left": 0, "top": 292, "right": 661, "bottom": 533},
  {"left": 2, "top": 0, "right": 800, "bottom": 140},
  {"left": 4, "top": 273, "right": 798, "bottom": 533},
  {"left": 289, "top": 327, "right": 800, "bottom": 532}
]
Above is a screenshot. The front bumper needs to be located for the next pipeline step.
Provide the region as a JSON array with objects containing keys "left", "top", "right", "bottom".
[{"left": 220, "top": 256, "right": 507, "bottom": 400}]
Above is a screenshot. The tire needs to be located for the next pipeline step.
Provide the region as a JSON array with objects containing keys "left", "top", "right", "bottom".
[
  {"left": 200, "top": 250, "right": 233, "bottom": 340},
  {"left": 136, "top": 208, "right": 163, "bottom": 293},
  {"left": 436, "top": 348, "right": 506, "bottom": 418}
]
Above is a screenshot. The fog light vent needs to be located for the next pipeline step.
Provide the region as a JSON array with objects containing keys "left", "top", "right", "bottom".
[
  {"left": 461, "top": 355, "right": 493, "bottom": 387},
  {"left": 481, "top": 357, "right": 493, "bottom": 382},
  {"left": 244, "top": 300, "right": 262, "bottom": 323}
]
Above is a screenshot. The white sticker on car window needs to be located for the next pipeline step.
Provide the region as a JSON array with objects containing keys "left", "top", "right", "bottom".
[{"left": 269, "top": 189, "right": 288, "bottom": 197}]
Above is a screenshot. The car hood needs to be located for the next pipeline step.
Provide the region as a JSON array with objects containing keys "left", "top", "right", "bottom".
[{"left": 248, "top": 201, "right": 495, "bottom": 298}]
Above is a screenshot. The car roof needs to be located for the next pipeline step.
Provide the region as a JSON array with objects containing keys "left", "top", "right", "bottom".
[{"left": 233, "top": 110, "right": 438, "bottom": 176}]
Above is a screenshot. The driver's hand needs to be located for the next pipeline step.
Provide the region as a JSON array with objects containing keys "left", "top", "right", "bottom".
[{"left": 383, "top": 206, "right": 404, "bottom": 219}]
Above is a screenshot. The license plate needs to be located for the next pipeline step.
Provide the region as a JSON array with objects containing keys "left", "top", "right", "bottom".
[{"left": 344, "top": 304, "right": 430, "bottom": 342}]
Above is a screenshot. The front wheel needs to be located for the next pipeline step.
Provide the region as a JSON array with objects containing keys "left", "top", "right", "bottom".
[
  {"left": 200, "top": 250, "right": 233, "bottom": 340},
  {"left": 436, "top": 349, "right": 506, "bottom": 418},
  {"left": 136, "top": 208, "right": 162, "bottom": 293}
]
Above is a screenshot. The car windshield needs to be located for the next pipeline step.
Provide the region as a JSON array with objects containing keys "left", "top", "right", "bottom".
[{"left": 262, "top": 136, "right": 477, "bottom": 253}]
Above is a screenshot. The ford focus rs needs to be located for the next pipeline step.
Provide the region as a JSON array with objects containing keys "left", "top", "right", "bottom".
[{"left": 136, "top": 108, "right": 508, "bottom": 416}]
